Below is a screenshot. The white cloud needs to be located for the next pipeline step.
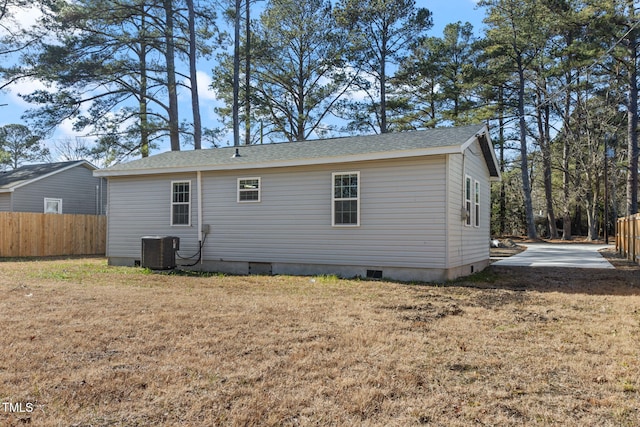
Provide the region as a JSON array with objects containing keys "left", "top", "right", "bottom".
[
  {"left": 0, "top": 5, "right": 41, "bottom": 38},
  {"left": 179, "top": 70, "right": 219, "bottom": 103},
  {"left": 56, "top": 119, "right": 83, "bottom": 139},
  {"left": 12, "top": 6, "right": 42, "bottom": 30},
  {"left": 5, "top": 78, "right": 49, "bottom": 108},
  {"left": 196, "top": 70, "right": 218, "bottom": 101}
]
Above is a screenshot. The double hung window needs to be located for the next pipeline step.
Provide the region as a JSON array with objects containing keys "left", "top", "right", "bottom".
[
  {"left": 474, "top": 180, "right": 480, "bottom": 227},
  {"left": 332, "top": 172, "right": 360, "bottom": 226},
  {"left": 464, "top": 176, "right": 480, "bottom": 227},
  {"left": 171, "top": 181, "right": 191, "bottom": 226},
  {"left": 465, "top": 176, "right": 472, "bottom": 226}
]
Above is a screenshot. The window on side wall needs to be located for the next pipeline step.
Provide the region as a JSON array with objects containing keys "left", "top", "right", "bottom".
[
  {"left": 238, "top": 177, "right": 261, "bottom": 203},
  {"left": 474, "top": 180, "right": 480, "bottom": 227},
  {"left": 332, "top": 172, "right": 360, "bottom": 227},
  {"left": 464, "top": 175, "right": 472, "bottom": 226},
  {"left": 44, "top": 198, "right": 62, "bottom": 214},
  {"left": 171, "top": 181, "right": 191, "bottom": 226}
]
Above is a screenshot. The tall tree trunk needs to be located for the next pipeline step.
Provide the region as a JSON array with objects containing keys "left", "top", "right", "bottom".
[
  {"left": 585, "top": 188, "right": 598, "bottom": 241},
  {"left": 561, "top": 54, "right": 573, "bottom": 240},
  {"left": 233, "top": 0, "right": 241, "bottom": 146},
  {"left": 164, "top": 0, "right": 180, "bottom": 151},
  {"left": 380, "top": 37, "right": 387, "bottom": 134},
  {"left": 139, "top": 13, "right": 149, "bottom": 158},
  {"left": 296, "top": 63, "right": 304, "bottom": 141},
  {"left": 244, "top": 0, "right": 251, "bottom": 145},
  {"left": 498, "top": 86, "right": 506, "bottom": 235},
  {"left": 139, "top": 62, "right": 149, "bottom": 157},
  {"left": 626, "top": 27, "right": 638, "bottom": 215},
  {"left": 187, "top": 0, "right": 202, "bottom": 150},
  {"left": 562, "top": 140, "right": 572, "bottom": 240},
  {"left": 537, "top": 88, "right": 558, "bottom": 238},
  {"left": 517, "top": 59, "right": 537, "bottom": 239}
]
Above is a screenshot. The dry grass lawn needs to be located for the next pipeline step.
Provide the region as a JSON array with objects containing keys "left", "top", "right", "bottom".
[{"left": 1, "top": 253, "right": 639, "bottom": 426}]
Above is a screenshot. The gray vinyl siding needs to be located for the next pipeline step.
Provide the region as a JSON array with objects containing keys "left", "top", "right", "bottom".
[
  {"left": 0, "top": 193, "right": 11, "bottom": 211},
  {"left": 9, "top": 165, "right": 106, "bottom": 214},
  {"left": 446, "top": 141, "right": 491, "bottom": 267},
  {"left": 107, "top": 157, "right": 448, "bottom": 268},
  {"left": 106, "top": 173, "right": 200, "bottom": 259},
  {"left": 201, "top": 157, "right": 447, "bottom": 269}
]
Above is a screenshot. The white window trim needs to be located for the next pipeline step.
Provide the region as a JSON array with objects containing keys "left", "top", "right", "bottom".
[
  {"left": 474, "top": 179, "right": 480, "bottom": 228},
  {"left": 332, "top": 171, "right": 360, "bottom": 227},
  {"left": 237, "top": 177, "right": 262, "bottom": 203},
  {"left": 44, "top": 198, "right": 62, "bottom": 214},
  {"left": 171, "top": 180, "right": 191, "bottom": 226},
  {"left": 464, "top": 175, "right": 472, "bottom": 227}
]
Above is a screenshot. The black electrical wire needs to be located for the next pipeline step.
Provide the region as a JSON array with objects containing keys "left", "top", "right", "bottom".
[{"left": 176, "top": 233, "right": 207, "bottom": 267}]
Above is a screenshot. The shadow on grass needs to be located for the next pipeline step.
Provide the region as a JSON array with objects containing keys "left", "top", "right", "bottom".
[{"left": 446, "top": 264, "right": 640, "bottom": 297}]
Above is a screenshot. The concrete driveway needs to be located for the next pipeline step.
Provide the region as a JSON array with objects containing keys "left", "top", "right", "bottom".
[{"left": 492, "top": 243, "right": 615, "bottom": 269}]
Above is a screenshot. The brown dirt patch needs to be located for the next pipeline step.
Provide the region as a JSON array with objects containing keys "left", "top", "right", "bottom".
[{"left": 1, "top": 257, "right": 639, "bottom": 426}]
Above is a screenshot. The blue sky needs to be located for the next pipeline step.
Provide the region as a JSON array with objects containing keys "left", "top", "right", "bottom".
[
  {"left": 0, "top": 0, "right": 486, "bottom": 158},
  {"left": 428, "top": 0, "right": 484, "bottom": 34}
]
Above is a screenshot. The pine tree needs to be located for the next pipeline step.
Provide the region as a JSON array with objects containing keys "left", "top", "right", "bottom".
[
  {"left": 335, "top": 0, "right": 432, "bottom": 134},
  {"left": 480, "top": 0, "right": 554, "bottom": 239}
]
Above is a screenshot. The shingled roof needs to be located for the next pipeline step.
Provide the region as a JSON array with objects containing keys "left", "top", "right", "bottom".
[
  {"left": 0, "top": 160, "right": 95, "bottom": 192},
  {"left": 95, "top": 125, "right": 499, "bottom": 179}
]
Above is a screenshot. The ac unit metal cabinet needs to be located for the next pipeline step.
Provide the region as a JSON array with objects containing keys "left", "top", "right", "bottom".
[{"left": 141, "top": 236, "right": 179, "bottom": 270}]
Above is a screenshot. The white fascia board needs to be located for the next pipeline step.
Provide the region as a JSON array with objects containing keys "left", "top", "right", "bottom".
[
  {"left": 479, "top": 128, "right": 501, "bottom": 180},
  {"left": 459, "top": 125, "right": 501, "bottom": 181},
  {"left": 459, "top": 124, "right": 488, "bottom": 152},
  {"left": 93, "top": 145, "right": 462, "bottom": 177}
]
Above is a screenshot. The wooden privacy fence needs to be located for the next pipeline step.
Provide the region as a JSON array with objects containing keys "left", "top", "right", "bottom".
[
  {"left": 0, "top": 212, "right": 106, "bottom": 257},
  {"left": 616, "top": 214, "right": 640, "bottom": 264}
]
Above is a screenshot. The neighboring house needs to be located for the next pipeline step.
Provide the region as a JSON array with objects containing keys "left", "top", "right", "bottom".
[
  {"left": 0, "top": 160, "right": 107, "bottom": 215},
  {"left": 95, "top": 124, "right": 500, "bottom": 282}
]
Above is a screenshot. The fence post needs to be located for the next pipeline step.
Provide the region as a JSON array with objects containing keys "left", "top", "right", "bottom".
[
  {"left": 628, "top": 216, "right": 632, "bottom": 261},
  {"left": 631, "top": 214, "right": 636, "bottom": 262},
  {"left": 624, "top": 216, "right": 631, "bottom": 259},
  {"left": 617, "top": 216, "right": 622, "bottom": 256},
  {"left": 636, "top": 214, "right": 640, "bottom": 264},
  {"left": 616, "top": 218, "right": 622, "bottom": 255},
  {"left": 632, "top": 214, "right": 635, "bottom": 262},
  {"left": 616, "top": 216, "right": 621, "bottom": 255}
]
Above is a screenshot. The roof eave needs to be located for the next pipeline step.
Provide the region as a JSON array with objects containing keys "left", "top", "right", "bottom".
[
  {"left": 94, "top": 145, "right": 464, "bottom": 177},
  {"left": 2, "top": 160, "right": 96, "bottom": 190}
]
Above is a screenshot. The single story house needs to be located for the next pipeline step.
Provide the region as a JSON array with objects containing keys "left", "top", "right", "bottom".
[
  {"left": 0, "top": 160, "right": 107, "bottom": 215},
  {"left": 95, "top": 124, "right": 500, "bottom": 282}
]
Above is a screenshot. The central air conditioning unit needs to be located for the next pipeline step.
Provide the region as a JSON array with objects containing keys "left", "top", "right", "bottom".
[{"left": 141, "top": 236, "right": 180, "bottom": 270}]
